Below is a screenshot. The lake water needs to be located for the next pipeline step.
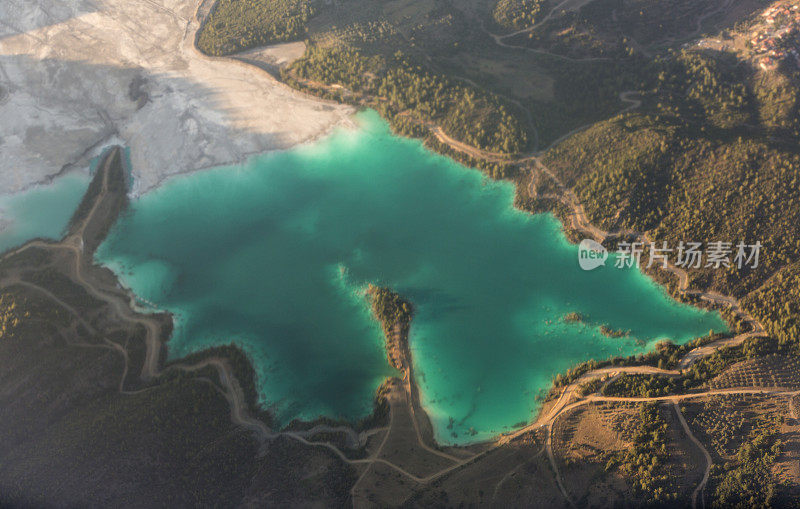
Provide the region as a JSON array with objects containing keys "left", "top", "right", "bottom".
[
  {"left": 0, "top": 173, "right": 91, "bottom": 253},
  {"left": 95, "top": 111, "right": 727, "bottom": 444}
]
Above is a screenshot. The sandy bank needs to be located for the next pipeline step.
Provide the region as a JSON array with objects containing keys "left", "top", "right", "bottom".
[{"left": 0, "top": 0, "right": 354, "bottom": 196}]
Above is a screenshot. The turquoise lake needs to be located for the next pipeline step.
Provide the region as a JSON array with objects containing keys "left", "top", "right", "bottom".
[
  {"left": 95, "top": 111, "right": 727, "bottom": 444},
  {"left": 0, "top": 173, "right": 91, "bottom": 253}
]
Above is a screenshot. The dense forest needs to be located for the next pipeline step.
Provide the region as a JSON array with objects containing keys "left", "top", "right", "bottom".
[
  {"left": 743, "top": 262, "right": 800, "bottom": 348},
  {"left": 541, "top": 48, "right": 800, "bottom": 349},
  {"left": 652, "top": 50, "right": 752, "bottom": 129},
  {"left": 528, "top": 58, "right": 642, "bottom": 146},
  {"left": 600, "top": 0, "right": 721, "bottom": 46},
  {"left": 197, "top": 0, "right": 316, "bottom": 56},
  {"left": 711, "top": 426, "right": 781, "bottom": 508},
  {"left": 546, "top": 118, "right": 800, "bottom": 287},
  {"left": 285, "top": 44, "right": 531, "bottom": 154},
  {"left": 501, "top": 0, "right": 745, "bottom": 59}
]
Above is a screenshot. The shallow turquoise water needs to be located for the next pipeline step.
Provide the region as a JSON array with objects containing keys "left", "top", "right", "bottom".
[
  {"left": 96, "top": 111, "right": 727, "bottom": 444},
  {"left": 0, "top": 173, "right": 91, "bottom": 253}
]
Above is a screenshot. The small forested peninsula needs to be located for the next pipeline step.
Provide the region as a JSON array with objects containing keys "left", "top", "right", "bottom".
[{"left": 366, "top": 284, "right": 414, "bottom": 372}]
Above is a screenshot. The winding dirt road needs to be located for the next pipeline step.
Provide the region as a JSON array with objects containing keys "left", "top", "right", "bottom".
[{"left": 673, "top": 402, "right": 712, "bottom": 509}]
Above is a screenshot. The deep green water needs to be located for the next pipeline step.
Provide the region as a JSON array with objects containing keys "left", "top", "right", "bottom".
[
  {"left": 0, "top": 173, "right": 91, "bottom": 253},
  {"left": 96, "top": 111, "right": 727, "bottom": 444}
]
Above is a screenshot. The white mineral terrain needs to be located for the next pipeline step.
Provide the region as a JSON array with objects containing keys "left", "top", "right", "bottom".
[{"left": 0, "top": 0, "right": 353, "bottom": 195}]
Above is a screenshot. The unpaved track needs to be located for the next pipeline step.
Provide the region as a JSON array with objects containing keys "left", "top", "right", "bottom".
[
  {"left": 546, "top": 419, "right": 575, "bottom": 507},
  {"left": 673, "top": 402, "right": 712, "bottom": 509}
]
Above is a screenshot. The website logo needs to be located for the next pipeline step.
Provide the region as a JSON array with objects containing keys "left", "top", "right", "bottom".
[{"left": 578, "top": 239, "right": 608, "bottom": 271}]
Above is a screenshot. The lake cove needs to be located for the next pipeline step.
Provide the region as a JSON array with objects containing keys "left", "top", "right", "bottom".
[
  {"left": 96, "top": 110, "right": 727, "bottom": 445},
  {"left": 0, "top": 173, "right": 91, "bottom": 253}
]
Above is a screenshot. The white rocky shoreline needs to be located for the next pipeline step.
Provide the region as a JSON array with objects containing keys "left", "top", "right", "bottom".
[{"left": 0, "top": 0, "right": 354, "bottom": 197}]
